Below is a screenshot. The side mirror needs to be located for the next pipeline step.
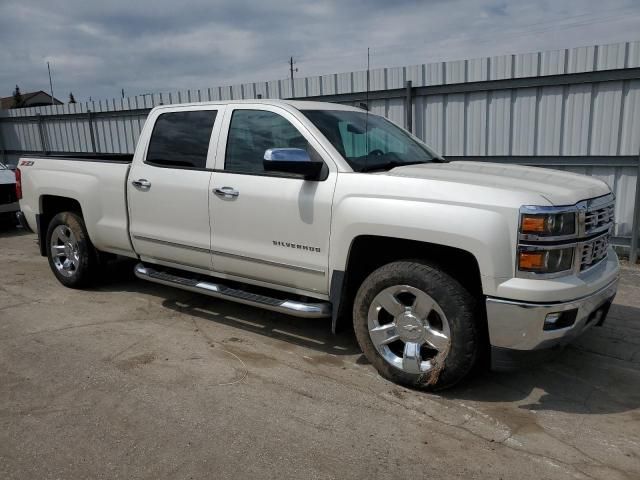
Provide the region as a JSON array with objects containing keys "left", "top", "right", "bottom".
[
  {"left": 6, "top": 164, "right": 16, "bottom": 171},
  {"left": 263, "top": 148, "right": 324, "bottom": 180}
]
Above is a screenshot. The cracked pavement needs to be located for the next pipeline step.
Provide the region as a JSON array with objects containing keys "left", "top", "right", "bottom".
[{"left": 1, "top": 226, "right": 639, "bottom": 479}]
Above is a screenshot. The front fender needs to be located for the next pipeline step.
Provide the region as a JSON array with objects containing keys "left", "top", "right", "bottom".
[{"left": 329, "top": 196, "right": 517, "bottom": 294}]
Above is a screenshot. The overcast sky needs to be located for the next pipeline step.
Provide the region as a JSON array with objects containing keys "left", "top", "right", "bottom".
[{"left": 1, "top": 0, "right": 639, "bottom": 103}]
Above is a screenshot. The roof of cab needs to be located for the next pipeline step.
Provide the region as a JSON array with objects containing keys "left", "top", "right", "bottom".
[{"left": 151, "top": 99, "right": 363, "bottom": 113}]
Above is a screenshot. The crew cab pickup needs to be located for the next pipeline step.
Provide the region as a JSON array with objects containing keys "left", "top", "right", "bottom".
[{"left": 17, "top": 100, "right": 619, "bottom": 390}]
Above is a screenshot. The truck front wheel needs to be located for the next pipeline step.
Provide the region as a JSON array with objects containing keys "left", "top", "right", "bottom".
[
  {"left": 353, "top": 260, "right": 480, "bottom": 390},
  {"left": 46, "top": 212, "right": 97, "bottom": 288}
]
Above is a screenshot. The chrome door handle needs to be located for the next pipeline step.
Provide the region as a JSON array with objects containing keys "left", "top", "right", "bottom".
[
  {"left": 213, "top": 187, "right": 239, "bottom": 198},
  {"left": 132, "top": 179, "right": 151, "bottom": 189}
]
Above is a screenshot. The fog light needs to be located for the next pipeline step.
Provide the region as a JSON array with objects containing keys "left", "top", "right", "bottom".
[
  {"left": 543, "top": 309, "right": 578, "bottom": 331},
  {"left": 544, "top": 313, "right": 562, "bottom": 326}
]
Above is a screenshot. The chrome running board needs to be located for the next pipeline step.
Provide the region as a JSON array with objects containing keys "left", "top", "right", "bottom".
[{"left": 134, "top": 263, "right": 331, "bottom": 319}]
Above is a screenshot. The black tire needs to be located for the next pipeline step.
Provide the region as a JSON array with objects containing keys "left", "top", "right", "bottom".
[
  {"left": 46, "top": 212, "right": 98, "bottom": 288},
  {"left": 353, "top": 260, "right": 479, "bottom": 391}
]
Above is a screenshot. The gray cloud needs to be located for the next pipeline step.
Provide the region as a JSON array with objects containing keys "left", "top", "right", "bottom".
[{"left": 1, "top": 0, "right": 639, "bottom": 103}]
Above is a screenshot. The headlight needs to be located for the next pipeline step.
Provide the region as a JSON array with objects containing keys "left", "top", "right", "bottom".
[
  {"left": 518, "top": 247, "right": 574, "bottom": 274},
  {"left": 520, "top": 212, "right": 576, "bottom": 237}
]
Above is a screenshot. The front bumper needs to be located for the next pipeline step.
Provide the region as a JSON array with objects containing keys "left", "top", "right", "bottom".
[
  {"left": 0, "top": 201, "right": 19, "bottom": 214},
  {"left": 486, "top": 278, "right": 618, "bottom": 370}
]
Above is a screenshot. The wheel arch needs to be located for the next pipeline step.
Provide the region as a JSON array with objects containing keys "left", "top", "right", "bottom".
[
  {"left": 37, "top": 195, "right": 85, "bottom": 256},
  {"left": 330, "top": 235, "right": 486, "bottom": 335}
]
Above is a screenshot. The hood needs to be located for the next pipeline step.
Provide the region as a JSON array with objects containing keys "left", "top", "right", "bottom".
[{"left": 387, "top": 161, "right": 611, "bottom": 206}]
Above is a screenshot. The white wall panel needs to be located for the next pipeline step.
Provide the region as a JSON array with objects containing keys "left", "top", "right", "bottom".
[
  {"left": 445, "top": 60, "right": 465, "bottom": 84},
  {"left": 465, "top": 92, "right": 487, "bottom": 155},
  {"left": 405, "top": 65, "right": 424, "bottom": 86},
  {"left": 620, "top": 80, "right": 640, "bottom": 155},
  {"left": 425, "top": 62, "right": 444, "bottom": 85},
  {"left": 590, "top": 82, "right": 622, "bottom": 155},
  {"left": 387, "top": 67, "right": 404, "bottom": 89},
  {"left": 512, "top": 88, "right": 536, "bottom": 155},
  {"left": 515, "top": 52, "right": 539, "bottom": 78},
  {"left": 567, "top": 45, "right": 596, "bottom": 73},
  {"left": 445, "top": 94, "right": 464, "bottom": 155},
  {"left": 467, "top": 58, "right": 488, "bottom": 82},
  {"left": 487, "top": 90, "right": 511, "bottom": 155},
  {"left": 536, "top": 86, "right": 563, "bottom": 155},
  {"left": 596, "top": 43, "right": 626, "bottom": 70},
  {"left": 562, "top": 84, "right": 592, "bottom": 155},
  {"left": 490, "top": 55, "right": 513, "bottom": 80},
  {"left": 420, "top": 95, "right": 444, "bottom": 152},
  {"left": 352, "top": 71, "right": 368, "bottom": 92},
  {"left": 337, "top": 73, "right": 351, "bottom": 94}
]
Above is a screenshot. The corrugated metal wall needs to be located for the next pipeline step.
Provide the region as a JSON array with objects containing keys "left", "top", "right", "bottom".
[{"left": 1, "top": 40, "right": 639, "bottom": 246}]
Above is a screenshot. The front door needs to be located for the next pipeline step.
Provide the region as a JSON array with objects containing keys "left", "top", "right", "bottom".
[
  {"left": 209, "top": 105, "right": 337, "bottom": 295},
  {"left": 128, "top": 106, "right": 222, "bottom": 271}
]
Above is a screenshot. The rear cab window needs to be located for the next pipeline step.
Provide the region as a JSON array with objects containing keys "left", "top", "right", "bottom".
[{"left": 146, "top": 110, "right": 217, "bottom": 169}]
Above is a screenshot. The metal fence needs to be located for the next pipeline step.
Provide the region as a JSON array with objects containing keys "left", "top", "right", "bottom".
[{"left": 1, "top": 41, "right": 639, "bottom": 261}]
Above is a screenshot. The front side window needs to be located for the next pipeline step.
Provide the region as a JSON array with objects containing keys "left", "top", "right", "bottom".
[
  {"left": 302, "top": 110, "right": 437, "bottom": 172},
  {"left": 225, "top": 109, "right": 309, "bottom": 174},
  {"left": 146, "top": 110, "right": 217, "bottom": 169}
]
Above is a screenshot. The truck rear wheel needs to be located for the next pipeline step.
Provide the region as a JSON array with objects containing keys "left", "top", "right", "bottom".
[
  {"left": 353, "top": 260, "right": 479, "bottom": 391},
  {"left": 46, "top": 212, "right": 97, "bottom": 288}
]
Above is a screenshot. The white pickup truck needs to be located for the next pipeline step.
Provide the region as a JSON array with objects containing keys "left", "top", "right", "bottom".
[{"left": 17, "top": 100, "right": 619, "bottom": 390}]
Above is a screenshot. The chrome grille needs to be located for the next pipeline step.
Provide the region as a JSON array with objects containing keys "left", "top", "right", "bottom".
[
  {"left": 584, "top": 201, "right": 614, "bottom": 235},
  {"left": 580, "top": 233, "right": 610, "bottom": 271}
]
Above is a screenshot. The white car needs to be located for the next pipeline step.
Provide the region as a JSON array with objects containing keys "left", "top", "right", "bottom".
[
  {"left": 0, "top": 162, "right": 19, "bottom": 224},
  {"left": 16, "top": 100, "right": 619, "bottom": 390}
]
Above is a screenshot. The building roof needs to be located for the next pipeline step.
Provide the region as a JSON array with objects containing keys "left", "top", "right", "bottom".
[{"left": 0, "top": 91, "right": 64, "bottom": 109}]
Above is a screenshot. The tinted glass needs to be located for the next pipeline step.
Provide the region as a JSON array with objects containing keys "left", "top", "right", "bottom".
[
  {"left": 225, "top": 110, "right": 309, "bottom": 174},
  {"left": 146, "top": 110, "right": 217, "bottom": 169},
  {"left": 302, "top": 110, "right": 435, "bottom": 172}
]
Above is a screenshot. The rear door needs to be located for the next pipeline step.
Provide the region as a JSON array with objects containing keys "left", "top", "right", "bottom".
[
  {"left": 128, "top": 106, "right": 223, "bottom": 272},
  {"left": 208, "top": 104, "right": 337, "bottom": 295}
]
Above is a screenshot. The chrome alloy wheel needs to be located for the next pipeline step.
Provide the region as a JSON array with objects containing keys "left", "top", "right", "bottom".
[
  {"left": 50, "top": 225, "right": 80, "bottom": 278},
  {"left": 367, "top": 285, "right": 451, "bottom": 374}
]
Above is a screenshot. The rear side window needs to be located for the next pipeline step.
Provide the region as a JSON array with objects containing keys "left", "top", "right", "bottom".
[
  {"left": 146, "top": 110, "right": 217, "bottom": 169},
  {"left": 225, "top": 109, "right": 309, "bottom": 174}
]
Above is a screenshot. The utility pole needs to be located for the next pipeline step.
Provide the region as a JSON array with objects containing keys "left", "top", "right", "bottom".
[
  {"left": 47, "top": 62, "right": 55, "bottom": 105},
  {"left": 289, "top": 56, "right": 298, "bottom": 98}
]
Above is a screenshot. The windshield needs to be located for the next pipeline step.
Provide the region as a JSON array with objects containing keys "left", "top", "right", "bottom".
[
  {"left": 302, "top": 109, "right": 438, "bottom": 172},
  {"left": 0, "top": 162, "right": 6, "bottom": 170}
]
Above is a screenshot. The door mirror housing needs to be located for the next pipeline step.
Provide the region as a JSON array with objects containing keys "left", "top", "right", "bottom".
[{"left": 263, "top": 148, "right": 324, "bottom": 180}]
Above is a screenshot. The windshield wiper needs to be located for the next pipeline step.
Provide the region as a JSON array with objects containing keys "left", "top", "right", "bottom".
[{"left": 359, "top": 160, "right": 431, "bottom": 173}]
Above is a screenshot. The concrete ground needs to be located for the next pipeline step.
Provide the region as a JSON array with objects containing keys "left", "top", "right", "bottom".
[{"left": 1, "top": 226, "right": 639, "bottom": 480}]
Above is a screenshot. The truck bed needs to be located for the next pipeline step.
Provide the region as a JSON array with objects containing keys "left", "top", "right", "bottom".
[{"left": 18, "top": 154, "right": 136, "bottom": 258}]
